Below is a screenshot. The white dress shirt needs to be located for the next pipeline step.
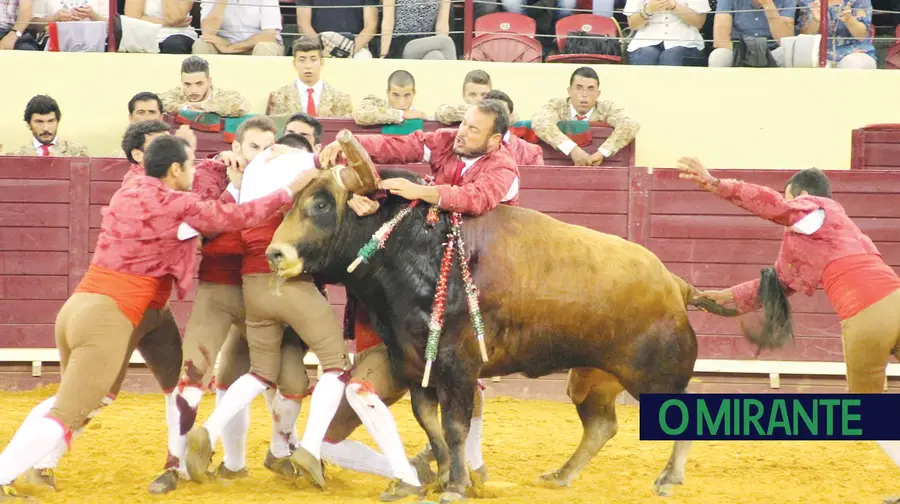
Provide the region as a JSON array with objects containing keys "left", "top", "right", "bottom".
[{"left": 295, "top": 79, "right": 324, "bottom": 114}]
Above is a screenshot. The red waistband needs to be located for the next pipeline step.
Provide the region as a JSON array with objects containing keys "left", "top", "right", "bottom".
[
  {"left": 198, "top": 255, "right": 243, "bottom": 285},
  {"left": 821, "top": 253, "right": 900, "bottom": 320}
]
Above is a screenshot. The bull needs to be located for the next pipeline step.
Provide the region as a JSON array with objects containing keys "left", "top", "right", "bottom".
[{"left": 265, "top": 132, "right": 739, "bottom": 503}]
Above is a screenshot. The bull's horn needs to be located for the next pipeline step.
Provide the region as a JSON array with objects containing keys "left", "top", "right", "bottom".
[{"left": 336, "top": 130, "right": 380, "bottom": 194}]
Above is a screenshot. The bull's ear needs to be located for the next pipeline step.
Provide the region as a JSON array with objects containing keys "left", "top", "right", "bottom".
[{"left": 336, "top": 130, "right": 380, "bottom": 194}]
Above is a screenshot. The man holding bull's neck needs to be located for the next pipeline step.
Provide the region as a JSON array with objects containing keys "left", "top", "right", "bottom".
[{"left": 321, "top": 98, "right": 519, "bottom": 216}]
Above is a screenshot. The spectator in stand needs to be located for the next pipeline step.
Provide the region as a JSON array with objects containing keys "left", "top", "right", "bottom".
[
  {"left": 112, "top": 92, "right": 165, "bottom": 157},
  {"left": 796, "top": 0, "right": 876, "bottom": 68},
  {"left": 434, "top": 69, "right": 492, "bottom": 125},
  {"left": 353, "top": 70, "right": 429, "bottom": 126},
  {"left": 708, "top": 0, "right": 796, "bottom": 67},
  {"left": 296, "top": 0, "right": 378, "bottom": 58},
  {"left": 284, "top": 112, "right": 323, "bottom": 152},
  {"left": 193, "top": 0, "right": 283, "bottom": 56},
  {"left": 6, "top": 95, "right": 88, "bottom": 157},
  {"left": 484, "top": 89, "right": 544, "bottom": 166},
  {"left": 159, "top": 56, "right": 251, "bottom": 117},
  {"left": 31, "top": 0, "right": 107, "bottom": 48},
  {"left": 265, "top": 36, "right": 353, "bottom": 117},
  {"left": 624, "top": 0, "right": 710, "bottom": 65},
  {"left": 380, "top": 0, "right": 457, "bottom": 60},
  {"left": 531, "top": 67, "right": 639, "bottom": 167},
  {"left": 123, "top": 0, "right": 196, "bottom": 53},
  {"left": 0, "top": 0, "right": 40, "bottom": 50}
]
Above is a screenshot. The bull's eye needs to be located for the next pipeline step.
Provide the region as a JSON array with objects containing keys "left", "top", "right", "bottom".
[{"left": 316, "top": 202, "right": 328, "bottom": 211}]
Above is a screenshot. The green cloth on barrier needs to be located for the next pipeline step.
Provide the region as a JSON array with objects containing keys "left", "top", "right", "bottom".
[
  {"left": 381, "top": 119, "right": 424, "bottom": 135},
  {"left": 174, "top": 109, "right": 223, "bottom": 132},
  {"left": 223, "top": 114, "right": 257, "bottom": 142}
]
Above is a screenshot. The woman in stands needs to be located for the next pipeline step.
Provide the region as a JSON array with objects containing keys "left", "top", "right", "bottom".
[
  {"left": 796, "top": 0, "right": 876, "bottom": 69},
  {"left": 623, "top": 0, "right": 710, "bottom": 66},
  {"left": 124, "top": 0, "right": 197, "bottom": 54},
  {"left": 379, "top": 0, "right": 457, "bottom": 60}
]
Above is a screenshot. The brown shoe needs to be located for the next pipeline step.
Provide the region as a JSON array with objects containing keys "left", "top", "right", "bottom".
[
  {"left": 379, "top": 478, "right": 425, "bottom": 502},
  {"left": 289, "top": 445, "right": 326, "bottom": 488},
  {"left": 147, "top": 468, "right": 179, "bottom": 495},
  {"left": 19, "top": 468, "right": 55, "bottom": 491},
  {"left": 264, "top": 450, "right": 298, "bottom": 478},
  {"left": 184, "top": 428, "right": 214, "bottom": 483},
  {"left": 470, "top": 465, "right": 488, "bottom": 487},
  {"left": 408, "top": 450, "right": 436, "bottom": 487},
  {"left": 216, "top": 462, "right": 248, "bottom": 480}
]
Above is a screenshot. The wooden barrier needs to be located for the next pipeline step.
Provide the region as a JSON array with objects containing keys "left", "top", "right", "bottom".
[{"left": 850, "top": 124, "right": 900, "bottom": 170}]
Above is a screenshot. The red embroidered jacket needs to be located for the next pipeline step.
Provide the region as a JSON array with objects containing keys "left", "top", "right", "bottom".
[
  {"left": 122, "top": 159, "right": 227, "bottom": 199},
  {"left": 93, "top": 176, "right": 293, "bottom": 298},
  {"left": 716, "top": 179, "right": 882, "bottom": 314},
  {"left": 505, "top": 133, "right": 544, "bottom": 166},
  {"left": 356, "top": 129, "right": 520, "bottom": 217}
]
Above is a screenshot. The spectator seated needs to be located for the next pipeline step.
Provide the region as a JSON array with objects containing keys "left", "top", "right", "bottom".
[{"left": 851, "top": 123, "right": 900, "bottom": 170}]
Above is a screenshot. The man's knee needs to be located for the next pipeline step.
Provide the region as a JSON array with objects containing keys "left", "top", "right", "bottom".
[
  {"left": 708, "top": 47, "right": 734, "bottom": 67},
  {"left": 192, "top": 39, "right": 218, "bottom": 54},
  {"left": 838, "top": 53, "right": 877, "bottom": 69},
  {"left": 251, "top": 41, "right": 284, "bottom": 56}
]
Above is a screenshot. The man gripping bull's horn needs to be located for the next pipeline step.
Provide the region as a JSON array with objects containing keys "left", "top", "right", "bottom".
[{"left": 295, "top": 98, "right": 519, "bottom": 500}]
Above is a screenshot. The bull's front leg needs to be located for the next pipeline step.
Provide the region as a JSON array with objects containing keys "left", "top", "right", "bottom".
[
  {"left": 409, "top": 384, "right": 450, "bottom": 488},
  {"left": 436, "top": 375, "right": 476, "bottom": 503}
]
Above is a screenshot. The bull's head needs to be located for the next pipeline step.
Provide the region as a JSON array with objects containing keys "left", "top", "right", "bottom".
[{"left": 265, "top": 130, "right": 382, "bottom": 280}]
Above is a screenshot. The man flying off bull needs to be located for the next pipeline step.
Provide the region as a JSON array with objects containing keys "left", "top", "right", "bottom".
[
  {"left": 678, "top": 157, "right": 900, "bottom": 504},
  {"left": 0, "top": 134, "right": 316, "bottom": 502},
  {"left": 298, "top": 97, "right": 518, "bottom": 500}
]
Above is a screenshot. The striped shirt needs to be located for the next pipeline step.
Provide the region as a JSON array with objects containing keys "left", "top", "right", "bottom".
[{"left": 0, "top": 0, "right": 19, "bottom": 30}]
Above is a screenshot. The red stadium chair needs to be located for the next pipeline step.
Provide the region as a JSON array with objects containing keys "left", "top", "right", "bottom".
[
  {"left": 545, "top": 14, "right": 623, "bottom": 64},
  {"left": 469, "top": 33, "right": 544, "bottom": 62},
  {"left": 474, "top": 12, "right": 537, "bottom": 37}
]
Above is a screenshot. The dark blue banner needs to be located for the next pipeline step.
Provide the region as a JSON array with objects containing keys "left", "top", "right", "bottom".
[{"left": 639, "top": 394, "right": 900, "bottom": 441}]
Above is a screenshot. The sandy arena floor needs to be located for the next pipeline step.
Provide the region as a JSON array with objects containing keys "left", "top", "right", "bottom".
[{"left": 0, "top": 385, "right": 895, "bottom": 504}]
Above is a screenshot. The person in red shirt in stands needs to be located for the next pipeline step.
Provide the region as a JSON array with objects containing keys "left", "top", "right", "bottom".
[
  {"left": 678, "top": 158, "right": 900, "bottom": 503},
  {"left": 309, "top": 99, "right": 516, "bottom": 499},
  {"left": 0, "top": 135, "right": 315, "bottom": 502}
]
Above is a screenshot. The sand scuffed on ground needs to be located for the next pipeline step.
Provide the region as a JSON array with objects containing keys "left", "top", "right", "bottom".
[{"left": 0, "top": 385, "right": 895, "bottom": 504}]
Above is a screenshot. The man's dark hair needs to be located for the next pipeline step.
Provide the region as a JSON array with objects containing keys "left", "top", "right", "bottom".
[
  {"left": 484, "top": 90, "right": 513, "bottom": 115},
  {"left": 277, "top": 133, "right": 313, "bottom": 152},
  {"left": 387, "top": 70, "right": 415, "bottom": 90},
  {"left": 181, "top": 55, "right": 210, "bottom": 75},
  {"left": 287, "top": 112, "right": 323, "bottom": 144},
  {"left": 786, "top": 168, "right": 832, "bottom": 198},
  {"left": 144, "top": 135, "right": 190, "bottom": 178},
  {"left": 128, "top": 92, "right": 163, "bottom": 116},
  {"left": 477, "top": 99, "right": 510, "bottom": 138},
  {"left": 569, "top": 66, "right": 599, "bottom": 86},
  {"left": 292, "top": 36, "right": 323, "bottom": 57},
  {"left": 463, "top": 69, "right": 491, "bottom": 90},
  {"left": 24, "top": 95, "right": 61, "bottom": 123},
  {"left": 121, "top": 120, "right": 170, "bottom": 165}
]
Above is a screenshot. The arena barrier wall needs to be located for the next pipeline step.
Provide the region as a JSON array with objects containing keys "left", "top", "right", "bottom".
[
  {"left": 3, "top": 144, "right": 900, "bottom": 383},
  {"left": 850, "top": 124, "right": 900, "bottom": 171}
]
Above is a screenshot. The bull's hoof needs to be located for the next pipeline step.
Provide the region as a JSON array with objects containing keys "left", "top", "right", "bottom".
[
  {"left": 147, "top": 468, "right": 180, "bottom": 494},
  {"left": 652, "top": 471, "right": 684, "bottom": 497},
  {"left": 379, "top": 478, "right": 425, "bottom": 502},
  {"left": 536, "top": 470, "right": 570, "bottom": 488},
  {"left": 439, "top": 491, "right": 466, "bottom": 504},
  {"left": 19, "top": 469, "right": 56, "bottom": 491}
]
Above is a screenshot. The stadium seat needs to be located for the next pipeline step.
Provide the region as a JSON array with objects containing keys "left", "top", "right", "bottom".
[
  {"left": 545, "top": 14, "right": 623, "bottom": 64},
  {"left": 474, "top": 12, "right": 537, "bottom": 37},
  {"left": 469, "top": 33, "right": 544, "bottom": 62}
]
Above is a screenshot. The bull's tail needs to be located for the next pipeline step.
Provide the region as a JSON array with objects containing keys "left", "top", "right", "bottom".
[{"left": 671, "top": 274, "right": 740, "bottom": 317}]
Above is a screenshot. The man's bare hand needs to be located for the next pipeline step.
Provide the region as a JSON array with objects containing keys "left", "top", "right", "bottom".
[
  {"left": 404, "top": 109, "right": 427, "bottom": 120},
  {"left": 378, "top": 178, "right": 423, "bottom": 201},
  {"left": 570, "top": 147, "right": 592, "bottom": 166},
  {"left": 0, "top": 32, "right": 16, "bottom": 50},
  {"left": 696, "top": 289, "right": 734, "bottom": 305},
  {"left": 588, "top": 151, "right": 606, "bottom": 166},
  {"left": 348, "top": 194, "right": 380, "bottom": 216},
  {"left": 676, "top": 156, "right": 719, "bottom": 192},
  {"left": 287, "top": 169, "right": 319, "bottom": 195},
  {"left": 318, "top": 137, "right": 347, "bottom": 168},
  {"left": 174, "top": 125, "right": 197, "bottom": 152}
]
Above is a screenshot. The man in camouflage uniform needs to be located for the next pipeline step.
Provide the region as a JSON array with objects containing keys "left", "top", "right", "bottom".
[
  {"left": 352, "top": 70, "right": 429, "bottom": 126},
  {"left": 434, "top": 69, "right": 493, "bottom": 125},
  {"left": 6, "top": 95, "right": 88, "bottom": 157},
  {"left": 265, "top": 37, "right": 353, "bottom": 118},
  {"left": 531, "top": 66, "right": 639, "bottom": 167},
  {"left": 158, "top": 56, "right": 251, "bottom": 118}
]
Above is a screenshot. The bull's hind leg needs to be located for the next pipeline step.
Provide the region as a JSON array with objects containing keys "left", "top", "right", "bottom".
[
  {"left": 409, "top": 385, "right": 450, "bottom": 488},
  {"left": 539, "top": 368, "right": 624, "bottom": 488},
  {"left": 435, "top": 374, "right": 477, "bottom": 503}
]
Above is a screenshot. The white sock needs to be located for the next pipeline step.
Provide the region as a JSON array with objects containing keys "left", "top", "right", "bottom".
[
  {"left": 0, "top": 417, "right": 66, "bottom": 485},
  {"left": 35, "top": 394, "right": 114, "bottom": 470},
  {"left": 466, "top": 386, "right": 485, "bottom": 471},
  {"left": 321, "top": 439, "right": 395, "bottom": 479},
  {"left": 263, "top": 388, "right": 276, "bottom": 410},
  {"left": 204, "top": 374, "right": 267, "bottom": 446},
  {"left": 299, "top": 372, "right": 346, "bottom": 459},
  {"left": 164, "top": 392, "right": 188, "bottom": 472},
  {"left": 12, "top": 396, "right": 57, "bottom": 469},
  {"left": 270, "top": 391, "right": 302, "bottom": 458},
  {"left": 345, "top": 383, "right": 419, "bottom": 486},
  {"left": 216, "top": 388, "right": 250, "bottom": 472}
]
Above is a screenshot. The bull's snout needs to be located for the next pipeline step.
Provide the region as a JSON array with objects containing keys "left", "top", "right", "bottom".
[{"left": 265, "top": 243, "right": 305, "bottom": 279}]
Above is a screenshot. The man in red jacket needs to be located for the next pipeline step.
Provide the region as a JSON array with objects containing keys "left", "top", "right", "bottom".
[
  {"left": 678, "top": 157, "right": 900, "bottom": 503},
  {"left": 0, "top": 135, "right": 315, "bottom": 502}
]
